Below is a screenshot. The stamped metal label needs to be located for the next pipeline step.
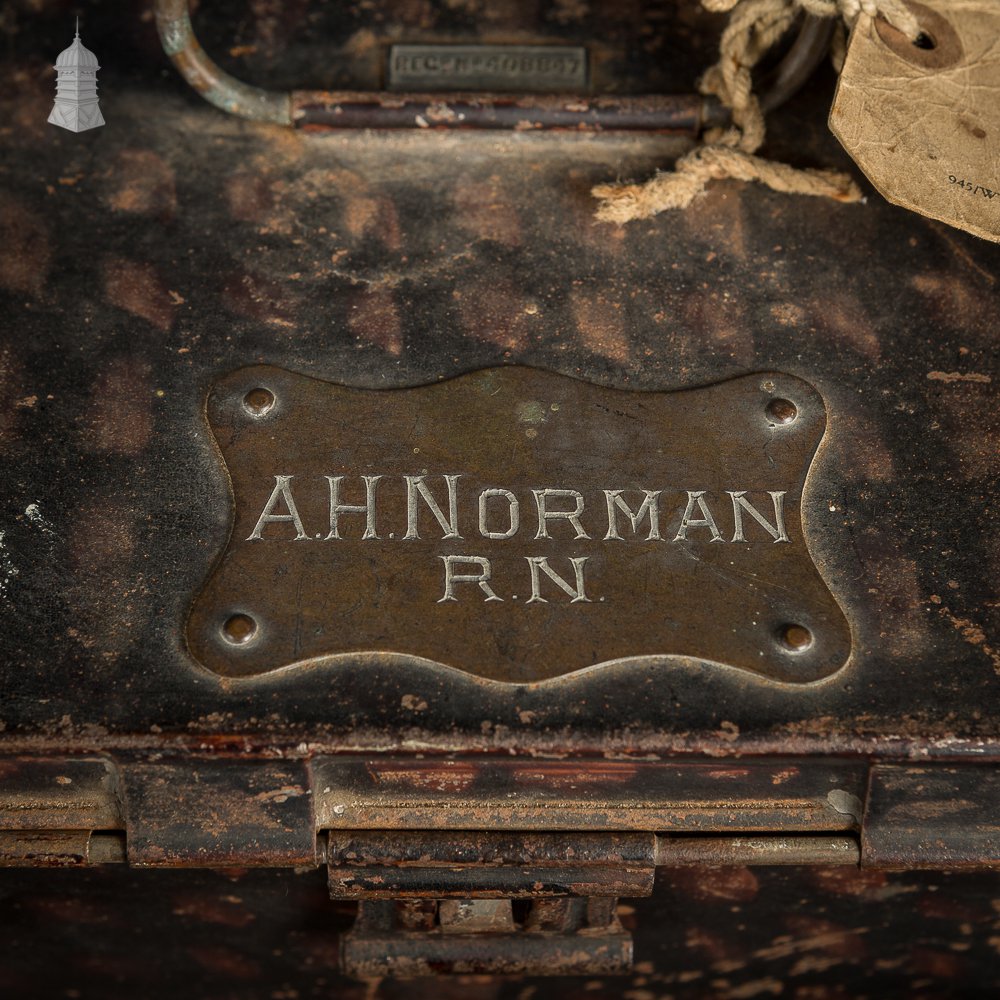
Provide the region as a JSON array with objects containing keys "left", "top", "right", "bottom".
[
  {"left": 188, "top": 367, "right": 850, "bottom": 684},
  {"left": 387, "top": 44, "right": 588, "bottom": 93}
]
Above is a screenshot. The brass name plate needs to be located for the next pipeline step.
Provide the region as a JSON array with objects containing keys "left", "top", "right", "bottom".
[
  {"left": 387, "top": 44, "right": 588, "bottom": 93},
  {"left": 188, "top": 367, "right": 850, "bottom": 684}
]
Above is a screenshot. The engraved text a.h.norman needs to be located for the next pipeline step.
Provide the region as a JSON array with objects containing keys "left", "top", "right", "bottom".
[
  {"left": 247, "top": 474, "right": 790, "bottom": 605},
  {"left": 188, "top": 365, "right": 850, "bottom": 683}
]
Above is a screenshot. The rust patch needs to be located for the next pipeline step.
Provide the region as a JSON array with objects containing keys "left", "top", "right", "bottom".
[
  {"left": 911, "top": 272, "right": 988, "bottom": 331},
  {"left": 225, "top": 171, "right": 275, "bottom": 223},
  {"left": 938, "top": 607, "right": 1000, "bottom": 677},
  {"left": 809, "top": 868, "right": 891, "bottom": 898},
  {"left": 456, "top": 278, "right": 533, "bottom": 352},
  {"left": 927, "top": 370, "right": 992, "bottom": 384},
  {"left": 758, "top": 916, "right": 867, "bottom": 962},
  {"left": 570, "top": 288, "right": 630, "bottom": 363},
  {"left": 221, "top": 271, "right": 296, "bottom": 328},
  {"left": 684, "top": 925, "right": 744, "bottom": 965},
  {"left": 770, "top": 303, "right": 807, "bottom": 328},
  {"left": 808, "top": 293, "right": 880, "bottom": 360},
  {"left": 682, "top": 186, "right": 748, "bottom": 260},
  {"left": 0, "top": 193, "right": 50, "bottom": 296},
  {"left": 80, "top": 358, "right": 153, "bottom": 457},
  {"left": 682, "top": 285, "right": 752, "bottom": 363},
  {"left": 103, "top": 258, "right": 176, "bottom": 332},
  {"left": 342, "top": 194, "right": 402, "bottom": 251},
  {"left": 453, "top": 176, "right": 522, "bottom": 246},
  {"left": 105, "top": 150, "right": 177, "bottom": 220},
  {"left": 0, "top": 58, "right": 53, "bottom": 138},
  {"left": 348, "top": 289, "right": 403, "bottom": 356},
  {"left": 671, "top": 867, "right": 761, "bottom": 903}
]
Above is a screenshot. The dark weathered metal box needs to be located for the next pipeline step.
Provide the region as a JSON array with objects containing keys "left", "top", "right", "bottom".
[{"left": 1, "top": 2, "right": 997, "bottom": 996}]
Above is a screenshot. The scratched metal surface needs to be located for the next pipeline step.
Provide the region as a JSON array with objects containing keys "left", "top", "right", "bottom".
[
  {"left": 0, "top": 0, "right": 997, "bottom": 762},
  {"left": 0, "top": 865, "right": 998, "bottom": 998}
]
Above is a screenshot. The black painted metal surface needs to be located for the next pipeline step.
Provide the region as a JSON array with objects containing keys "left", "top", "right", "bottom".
[
  {"left": 0, "top": 0, "right": 998, "bottom": 993},
  {"left": 0, "top": 1, "right": 996, "bottom": 757},
  {"left": 1, "top": 865, "right": 999, "bottom": 998}
]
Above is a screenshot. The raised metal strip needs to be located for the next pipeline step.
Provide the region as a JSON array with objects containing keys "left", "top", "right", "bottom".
[
  {"left": 313, "top": 757, "right": 867, "bottom": 833},
  {"left": 121, "top": 760, "right": 316, "bottom": 867},
  {"left": 0, "top": 757, "right": 122, "bottom": 831},
  {"left": 327, "top": 830, "right": 656, "bottom": 898}
]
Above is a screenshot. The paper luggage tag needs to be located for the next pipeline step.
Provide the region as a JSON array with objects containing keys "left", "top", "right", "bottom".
[{"left": 830, "top": 0, "right": 1000, "bottom": 242}]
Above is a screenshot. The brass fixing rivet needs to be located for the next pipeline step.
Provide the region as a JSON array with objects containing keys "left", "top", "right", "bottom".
[
  {"left": 766, "top": 398, "right": 797, "bottom": 424},
  {"left": 221, "top": 613, "right": 258, "bottom": 646},
  {"left": 778, "top": 623, "right": 813, "bottom": 652},
  {"left": 243, "top": 387, "right": 275, "bottom": 416}
]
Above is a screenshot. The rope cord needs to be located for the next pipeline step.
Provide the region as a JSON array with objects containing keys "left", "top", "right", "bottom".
[{"left": 592, "top": 0, "right": 922, "bottom": 224}]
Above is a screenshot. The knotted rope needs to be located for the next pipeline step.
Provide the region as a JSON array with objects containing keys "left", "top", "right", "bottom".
[{"left": 592, "top": 0, "right": 922, "bottom": 224}]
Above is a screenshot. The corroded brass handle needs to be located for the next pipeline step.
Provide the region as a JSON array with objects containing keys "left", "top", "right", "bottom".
[
  {"left": 154, "top": 0, "right": 832, "bottom": 131},
  {"left": 155, "top": 0, "right": 291, "bottom": 124}
]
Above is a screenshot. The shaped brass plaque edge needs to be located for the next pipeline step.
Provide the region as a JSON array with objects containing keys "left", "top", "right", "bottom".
[{"left": 186, "top": 366, "right": 853, "bottom": 687}]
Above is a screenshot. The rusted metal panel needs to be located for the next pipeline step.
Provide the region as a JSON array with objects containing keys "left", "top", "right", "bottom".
[
  {"left": 1, "top": 5, "right": 997, "bottom": 759},
  {"left": 0, "top": 758, "right": 122, "bottom": 832},
  {"left": 313, "top": 757, "right": 867, "bottom": 832},
  {"left": 291, "top": 90, "right": 708, "bottom": 133},
  {"left": 121, "top": 760, "right": 316, "bottom": 867},
  {"left": 327, "top": 830, "right": 656, "bottom": 898},
  {"left": 862, "top": 764, "right": 1000, "bottom": 870}
]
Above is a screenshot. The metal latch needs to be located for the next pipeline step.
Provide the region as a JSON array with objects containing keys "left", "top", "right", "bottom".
[
  {"left": 328, "top": 830, "right": 652, "bottom": 975},
  {"left": 326, "top": 829, "right": 858, "bottom": 976}
]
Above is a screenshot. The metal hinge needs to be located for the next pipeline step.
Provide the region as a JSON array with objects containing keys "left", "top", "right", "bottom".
[{"left": 2, "top": 755, "right": 997, "bottom": 977}]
